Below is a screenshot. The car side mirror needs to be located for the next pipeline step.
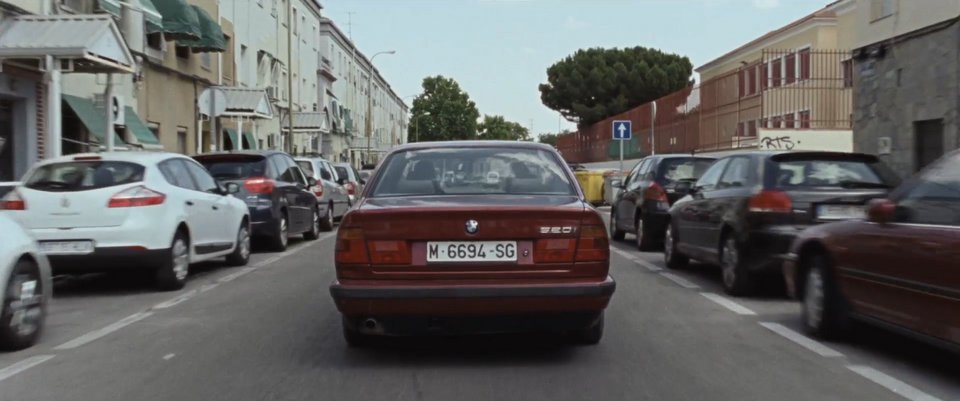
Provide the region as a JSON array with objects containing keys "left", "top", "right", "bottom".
[
  {"left": 307, "top": 177, "right": 318, "bottom": 187},
  {"left": 610, "top": 179, "right": 623, "bottom": 189},
  {"left": 320, "top": 170, "right": 332, "bottom": 180},
  {"left": 224, "top": 182, "right": 240, "bottom": 195},
  {"left": 867, "top": 198, "right": 896, "bottom": 224},
  {"left": 674, "top": 180, "right": 693, "bottom": 195},
  {"left": 360, "top": 178, "right": 367, "bottom": 185}
]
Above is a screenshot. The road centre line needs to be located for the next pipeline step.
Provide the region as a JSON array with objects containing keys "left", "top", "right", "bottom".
[
  {"left": 152, "top": 290, "right": 198, "bottom": 310},
  {"left": 0, "top": 355, "right": 55, "bottom": 383},
  {"left": 759, "top": 322, "right": 844, "bottom": 358},
  {"left": 54, "top": 312, "right": 154, "bottom": 351},
  {"left": 700, "top": 293, "right": 757, "bottom": 315},
  {"left": 847, "top": 366, "right": 943, "bottom": 401},
  {"left": 659, "top": 272, "right": 701, "bottom": 289}
]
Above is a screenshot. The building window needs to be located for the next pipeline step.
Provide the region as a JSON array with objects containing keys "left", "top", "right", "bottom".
[
  {"left": 737, "top": 121, "right": 745, "bottom": 136},
  {"left": 842, "top": 59, "right": 854, "bottom": 88},
  {"left": 177, "top": 127, "right": 188, "bottom": 154},
  {"left": 200, "top": 52, "right": 212, "bottom": 70},
  {"left": 799, "top": 110, "right": 811, "bottom": 128},
  {"left": 771, "top": 58, "right": 782, "bottom": 87},
  {"left": 147, "top": 33, "right": 163, "bottom": 50},
  {"left": 784, "top": 112, "right": 795, "bottom": 129},
  {"left": 293, "top": 8, "right": 298, "bottom": 35},
  {"left": 785, "top": 52, "right": 796, "bottom": 85},
  {"left": 799, "top": 48, "right": 811, "bottom": 80},
  {"left": 871, "top": 0, "right": 897, "bottom": 21},
  {"left": 759, "top": 63, "right": 768, "bottom": 90},
  {"left": 176, "top": 46, "right": 190, "bottom": 60},
  {"left": 747, "top": 120, "right": 757, "bottom": 137},
  {"left": 772, "top": 116, "right": 783, "bottom": 128},
  {"left": 748, "top": 66, "right": 757, "bottom": 94},
  {"left": 914, "top": 119, "right": 944, "bottom": 172}
]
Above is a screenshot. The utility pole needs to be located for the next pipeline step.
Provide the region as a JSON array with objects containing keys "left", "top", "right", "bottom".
[{"left": 285, "top": 0, "right": 294, "bottom": 153}]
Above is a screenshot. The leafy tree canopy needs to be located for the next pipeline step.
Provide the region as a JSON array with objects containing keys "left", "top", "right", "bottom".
[
  {"left": 477, "top": 115, "right": 530, "bottom": 141},
  {"left": 538, "top": 46, "right": 693, "bottom": 126},
  {"left": 408, "top": 76, "right": 480, "bottom": 142}
]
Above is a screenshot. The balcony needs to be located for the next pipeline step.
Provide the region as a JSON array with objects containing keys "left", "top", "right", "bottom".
[{"left": 319, "top": 56, "right": 336, "bottom": 81}]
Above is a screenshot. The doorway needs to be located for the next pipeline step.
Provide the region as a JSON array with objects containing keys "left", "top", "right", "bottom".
[
  {"left": 0, "top": 99, "right": 14, "bottom": 181},
  {"left": 914, "top": 119, "right": 944, "bottom": 172}
]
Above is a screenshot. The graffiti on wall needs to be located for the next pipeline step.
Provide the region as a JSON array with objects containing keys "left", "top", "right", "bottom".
[{"left": 757, "top": 129, "right": 853, "bottom": 153}]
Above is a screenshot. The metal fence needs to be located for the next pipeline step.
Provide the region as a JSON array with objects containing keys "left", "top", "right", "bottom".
[{"left": 557, "top": 49, "right": 854, "bottom": 162}]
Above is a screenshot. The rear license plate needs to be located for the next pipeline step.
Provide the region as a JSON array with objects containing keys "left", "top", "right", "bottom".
[
  {"left": 40, "top": 240, "right": 94, "bottom": 255},
  {"left": 426, "top": 241, "right": 517, "bottom": 263},
  {"left": 816, "top": 205, "right": 865, "bottom": 220}
]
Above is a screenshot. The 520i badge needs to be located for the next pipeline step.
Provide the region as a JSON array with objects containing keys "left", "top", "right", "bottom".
[{"left": 540, "top": 226, "right": 576, "bottom": 234}]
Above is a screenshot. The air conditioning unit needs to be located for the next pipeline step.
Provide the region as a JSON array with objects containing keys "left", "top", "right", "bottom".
[
  {"left": 93, "top": 94, "right": 125, "bottom": 126},
  {"left": 266, "top": 86, "right": 279, "bottom": 100}
]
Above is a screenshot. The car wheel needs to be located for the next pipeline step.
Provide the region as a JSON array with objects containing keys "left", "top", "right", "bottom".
[
  {"left": 225, "top": 222, "right": 251, "bottom": 267},
  {"left": 0, "top": 258, "right": 45, "bottom": 351},
  {"left": 664, "top": 224, "right": 688, "bottom": 269},
  {"left": 802, "top": 254, "right": 851, "bottom": 339},
  {"left": 609, "top": 209, "right": 625, "bottom": 241},
  {"left": 267, "top": 213, "right": 289, "bottom": 252},
  {"left": 342, "top": 316, "right": 370, "bottom": 348},
  {"left": 572, "top": 313, "right": 604, "bottom": 345},
  {"left": 155, "top": 232, "right": 190, "bottom": 291},
  {"left": 720, "top": 235, "right": 756, "bottom": 296},
  {"left": 319, "top": 204, "right": 334, "bottom": 232},
  {"left": 635, "top": 214, "right": 656, "bottom": 251},
  {"left": 304, "top": 207, "right": 321, "bottom": 240}
]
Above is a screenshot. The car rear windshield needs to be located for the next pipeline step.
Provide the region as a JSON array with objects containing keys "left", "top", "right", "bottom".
[
  {"left": 658, "top": 158, "right": 716, "bottom": 185},
  {"left": 770, "top": 155, "right": 900, "bottom": 189},
  {"left": 371, "top": 147, "right": 576, "bottom": 197},
  {"left": 195, "top": 156, "right": 268, "bottom": 180},
  {"left": 334, "top": 166, "right": 351, "bottom": 181},
  {"left": 24, "top": 161, "right": 145, "bottom": 192},
  {"left": 296, "top": 161, "right": 314, "bottom": 176}
]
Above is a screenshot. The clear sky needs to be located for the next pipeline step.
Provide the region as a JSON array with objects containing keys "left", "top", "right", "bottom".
[{"left": 320, "top": 0, "right": 828, "bottom": 138}]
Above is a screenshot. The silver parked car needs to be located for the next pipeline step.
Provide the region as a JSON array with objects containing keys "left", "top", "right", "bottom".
[
  {"left": 333, "top": 163, "right": 366, "bottom": 204},
  {"left": 295, "top": 157, "right": 351, "bottom": 231},
  {"left": 0, "top": 213, "right": 51, "bottom": 351}
]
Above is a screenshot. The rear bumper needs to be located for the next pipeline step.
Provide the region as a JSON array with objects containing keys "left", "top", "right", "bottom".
[
  {"left": 642, "top": 210, "right": 670, "bottom": 234},
  {"left": 249, "top": 207, "right": 280, "bottom": 237},
  {"left": 47, "top": 246, "right": 168, "bottom": 273},
  {"left": 330, "top": 276, "right": 616, "bottom": 316},
  {"left": 744, "top": 225, "right": 807, "bottom": 273}
]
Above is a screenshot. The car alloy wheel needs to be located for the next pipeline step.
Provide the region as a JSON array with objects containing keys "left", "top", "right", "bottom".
[
  {"left": 721, "top": 238, "right": 738, "bottom": 289},
  {"left": 279, "top": 217, "right": 288, "bottom": 248},
  {"left": 239, "top": 226, "right": 251, "bottom": 260},
  {"left": 804, "top": 266, "right": 826, "bottom": 330},
  {"left": 0, "top": 259, "right": 44, "bottom": 350},
  {"left": 172, "top": 237, "right": 190, "bottom": 282},
  {"left": 664, "top": 226, "right": 674, "bottom": 261}
]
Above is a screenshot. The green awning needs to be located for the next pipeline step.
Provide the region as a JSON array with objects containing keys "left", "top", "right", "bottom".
[
  {"left": 243, "top": 132, "right": 257, "bottom": 150},
  {"left": 223, "top": 128, "right": 239, "bottom": 148},
  {"left": 62, "top": 95, "right": 126, "bottom": 147},
  {"left": 179, "top": 5, "right": 225, "bottom": 53},
  {"left": 150, "top": 0, "right": 201, "bottom": 40},
  {"left": 98, "top": 0, "right": 161, "bottom": 33},
  {"left": 139, "top": 0, "right": 164, "bottom": 34},
  {"left": 123, "top": 107, "right": 161, "bottom": 147}
]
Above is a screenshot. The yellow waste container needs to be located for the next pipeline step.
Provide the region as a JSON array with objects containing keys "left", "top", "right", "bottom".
[{"left": 575, "top": 170, "right": 608, "bottom": 206}]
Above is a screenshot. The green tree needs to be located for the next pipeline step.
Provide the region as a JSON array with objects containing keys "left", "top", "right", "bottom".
[
  {"left": 538, "top": 46, "right": 693, "bottom": 127},
  {"left": 477, "top": 115, "right": 530, "bottom": 141},
  {"left": 537, "top": 132, "right": 562, "bottom": 147},
  {"left": 408, "top": 76, "right": 480, "bottom": 142}
]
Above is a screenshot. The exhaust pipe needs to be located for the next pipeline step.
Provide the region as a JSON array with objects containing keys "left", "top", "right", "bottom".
[{"left": 363, "top": 318, "right": 379, "bottom": 331}]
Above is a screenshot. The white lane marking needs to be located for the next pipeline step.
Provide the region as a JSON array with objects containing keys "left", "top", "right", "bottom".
[
  {"left": 254, "top": 233, "right": 333, "bottom": 268},
  {"left": 609, "top": 247, "right": 636, "bottom": 261},
  {"left": 54, "top": 312, "right": 154, "bottom": 350},
  {"left": 700, "top": 292, "right": 757, "bottom": 315},
  {"left": 660, "top": 272, "right": 701, "bottom": 289},
  {"left": 848, "top": 365, "right": 942, "bottom": 401},
  {"left": 163, "top": 353, "right": 175, "bottom": 360},
  {"left": 218, "top": 266, "right": 256, "bottom": 283},
  {"left": 0, "top": 355, "right": 55, "bottom": 382},
  {"left": 635, "top": 258, "right": 663, "bottom": 272},
  {"left": 152, "top": 290, "right": 197, "bottom": 310},
  {"left": 199, "top": 283, "right": 219, "bottom": 293},
  {"left": 759, "top": 322, "right": 844, "bottom": 358}
]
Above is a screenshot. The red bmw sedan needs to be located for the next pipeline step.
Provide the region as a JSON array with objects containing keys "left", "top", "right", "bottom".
[{"left": 330, "top": 141, "right": 615, "bottom": 346}]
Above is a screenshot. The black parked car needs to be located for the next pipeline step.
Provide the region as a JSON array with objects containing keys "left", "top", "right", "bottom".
[
  {"left": 664, "top": 150, "right": 901, "bottom": 296},
  {"left": 610, "top": 154, "right": 717, "bottom": 250},
  {"left": 194, "top": 150, "right": 320, "bottom": 251}
]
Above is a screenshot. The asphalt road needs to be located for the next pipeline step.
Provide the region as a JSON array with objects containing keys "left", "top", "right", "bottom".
[{"left": 0, "top": 217, "right": 957, "bottom": 401}]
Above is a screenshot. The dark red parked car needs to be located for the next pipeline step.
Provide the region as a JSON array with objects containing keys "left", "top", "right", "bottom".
[
  {"left": 329, "top": 141, "right": 615, "bottom": 346},
  {"left": 784, "top": 149, "right": 960, "bottom": 349}
]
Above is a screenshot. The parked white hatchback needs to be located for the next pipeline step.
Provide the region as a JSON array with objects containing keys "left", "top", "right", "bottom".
[
  {"left": 0, "top": 213, "right": 51, "bottom": 350},
  {"left": 1, "top": 152, "right": 251, "bottom": 291}
]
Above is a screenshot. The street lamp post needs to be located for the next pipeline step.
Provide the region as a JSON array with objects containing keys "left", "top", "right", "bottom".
[
  {"left": 366, "top": 50, "right": 396, "bottom": 165},
  {"left": 415, "top": 111, "right": 431, "bottom": 143}
]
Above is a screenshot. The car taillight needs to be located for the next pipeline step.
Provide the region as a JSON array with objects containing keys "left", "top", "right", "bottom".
[
  {"left": 749, "top": 190, "right": 792, "bottom": 213},
  {"left": 344, "top": 182, "right": 356, "bottom": 195},
  {"left": 575, "top": 217, "right": 609, "bottom": 262},
  {"left": 244, "top": 177, "right": 276, "bottom": 194},
  {"left": 534, "top": 238, "right": 577, "bottom": 263},
  {"left": 336, "top": 228, "right": 369, "bottom": 264},
  {"left": 367, "top": 240, "right": 411, "bottom": 265},
  {"left": 312, "top": 184, "right": 324, "bottom": 197},
  {"left": 108, "top": 186, "right": 166, "bottom": 208},
  {"left": 0, "top": 191, "right": 26, "bottom": 210},
  {"left": 643, "top": 182, "right": 668, "bottom": 202}
]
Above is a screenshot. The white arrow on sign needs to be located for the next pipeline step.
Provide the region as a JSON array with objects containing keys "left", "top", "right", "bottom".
[{"left": 617, "top": 123, "right": 627, "bottom": 138}]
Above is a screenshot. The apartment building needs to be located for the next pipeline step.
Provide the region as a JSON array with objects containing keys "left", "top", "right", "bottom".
[{"left": 851, "top": 0, "right": 960, "bottom": 174}]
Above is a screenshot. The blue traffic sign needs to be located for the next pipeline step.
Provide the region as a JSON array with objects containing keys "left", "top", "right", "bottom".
[{"left": 612, "top": 120, "right": 631, "bottom": 140}]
